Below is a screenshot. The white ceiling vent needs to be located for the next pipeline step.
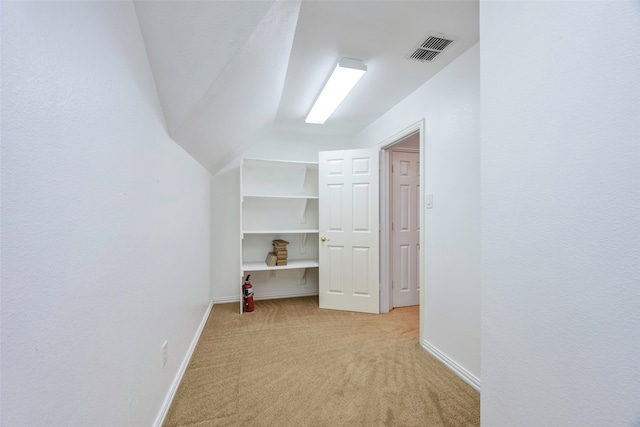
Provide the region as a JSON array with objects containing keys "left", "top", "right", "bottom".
[{"left": 405, "top": 33, "right": 455, "bottom": 63}]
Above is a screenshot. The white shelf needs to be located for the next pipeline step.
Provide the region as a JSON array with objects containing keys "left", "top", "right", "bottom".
[
  {"left": 243, "top": 194, "right": 318, "bottom": 200},
  {"left": 243, "top": 158, "right": 318, "bottom": 167},
  {"left": 240, "top": 157, "right": 320, "bottom": 314},
  {"left": 242, "top": 259, "right": 319, "bottom": 271},
  {"left": 243, "top": 229, "right": 319, "bottom": 235}
]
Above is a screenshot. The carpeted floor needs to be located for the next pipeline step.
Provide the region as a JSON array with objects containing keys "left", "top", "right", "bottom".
[{"left": 163, "top": 296, "right": 479, "bottom": 426}]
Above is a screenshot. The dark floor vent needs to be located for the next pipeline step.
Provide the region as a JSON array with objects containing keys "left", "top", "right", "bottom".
[{"left": 406, "top": 34, "right": 454, "bottom": 63}]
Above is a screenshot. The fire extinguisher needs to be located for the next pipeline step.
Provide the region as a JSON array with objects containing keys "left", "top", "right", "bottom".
[{"left": 243, "top": 275, "right": 254, "bottom": 312}]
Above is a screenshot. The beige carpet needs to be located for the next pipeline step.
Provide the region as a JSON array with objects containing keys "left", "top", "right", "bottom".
[{"left": 163, "top": 296, "right": 479, "bottom": 426}]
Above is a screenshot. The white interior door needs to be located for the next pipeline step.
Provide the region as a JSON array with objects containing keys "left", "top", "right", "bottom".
[
  {"left": 391, "top": 150, "right": 420, "bottom": 307},
  {"left": 318, "top": 148, "right": 379, "bottom": 313}
]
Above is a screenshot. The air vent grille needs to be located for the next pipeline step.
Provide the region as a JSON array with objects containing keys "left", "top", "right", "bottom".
[
  {"left": 409, "top": 49, "right": 440, "bottom": 62},
  {"left": 406, "top": 34, "right": 454, "bottom": 63},
  {"left": 421, "top": 36, "right": 453, "bottom": 51}
]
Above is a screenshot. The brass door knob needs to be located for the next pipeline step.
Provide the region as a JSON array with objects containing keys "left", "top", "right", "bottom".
[{"left": 321, "top": 236, "right": 330, "bottom": 242}]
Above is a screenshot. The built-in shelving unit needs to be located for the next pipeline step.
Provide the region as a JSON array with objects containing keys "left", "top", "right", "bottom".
[{"left": 240, "top": 158, "right": 319, "bottom": 313}]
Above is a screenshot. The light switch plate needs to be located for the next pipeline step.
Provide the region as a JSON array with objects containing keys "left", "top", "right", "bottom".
[{"left": 426, "top": 193, "right": 433, "bottom": 209}]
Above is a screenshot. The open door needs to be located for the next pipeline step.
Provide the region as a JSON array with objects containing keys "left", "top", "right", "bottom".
[{"left": 318, "top": 148, "right": 379, "bottom": 313}]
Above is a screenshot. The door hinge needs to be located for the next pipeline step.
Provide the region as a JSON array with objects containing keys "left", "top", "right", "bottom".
[{"left": 391, "top": 165, "right": 394, "bottom": 173}]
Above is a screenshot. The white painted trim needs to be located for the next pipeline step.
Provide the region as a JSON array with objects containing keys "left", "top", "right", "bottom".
[
  {"left": 417, "top": 120, "right": 426, "bottom": 345},
  {"left": 377, "top": 120, "right": 422, "bottom": 150},
  {"left": 379, "top": 148, "right": 391, "bottom": 314},
  {"left": 153, "top": 300, "right": 214, "bottom": 427},
  {"left": 390, "top": 148, "right": 419, "bottom": 154},
  {"left": 212, "top": 295, "right": 240, "bottom": 304},
  {"left": 421, "top": 339, "right": 481, "bottom": 391},
  {"left": 376, "top": 119, "right": 425, "bottom": 318}
]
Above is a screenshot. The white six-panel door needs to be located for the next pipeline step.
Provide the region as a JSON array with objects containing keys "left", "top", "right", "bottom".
[
  {"left": 318, "top": 148, "right": 379, "bottom": 314},
  {"left": 391, "top": 150, "right": 420, "bottom": 307}
]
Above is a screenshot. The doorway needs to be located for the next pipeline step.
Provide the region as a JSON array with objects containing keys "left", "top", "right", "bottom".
[
  {"left": 379, "top": 120, "right": 424, "bottom": 317},
  {"left": 389, "top": 146, "right": 420, "bottom": 307}
]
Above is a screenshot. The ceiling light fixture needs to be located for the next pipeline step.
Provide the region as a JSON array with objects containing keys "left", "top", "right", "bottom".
[{"left": 305, "top": 58, "right": 367, "bottom": 125}]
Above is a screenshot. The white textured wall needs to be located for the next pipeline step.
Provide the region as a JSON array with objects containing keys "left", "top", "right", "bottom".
[
  {"left": 1, "top": 2, "right": 212, "bottom": 425},
  {"left": 356, "top": 44, "right": 481, "bottom": 384},
  {"left": 481, "top": 1, "right": 640, "bottom": 425},
  {"left": 211, "top": 165, "right": 242, "bottom": 303}
]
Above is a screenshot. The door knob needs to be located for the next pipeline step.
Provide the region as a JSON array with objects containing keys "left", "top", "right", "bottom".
[{"left": 321, "top": 236, "right": 330, "bottom": 242}]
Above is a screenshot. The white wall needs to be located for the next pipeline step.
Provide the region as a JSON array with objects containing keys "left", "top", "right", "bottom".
[
  {"left": 481, "top": 1, "right": 640, "bottom": 425},
  {"left": 211, "top": 166, "right": 242, "bottom": 303},
  {"left": 356, "top": 44, "right": 481, "bottom": 385},
  {"left": 1, "top": 2, "right": 212, "bottom": 426}
]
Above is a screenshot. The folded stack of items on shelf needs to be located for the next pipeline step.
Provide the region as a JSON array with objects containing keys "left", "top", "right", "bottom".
[
  {"left": 272, "top": 239, "right": 289, "bottom": 266},
  {"left": 265, "top": 251, "right": 277, "bottom": 267}
]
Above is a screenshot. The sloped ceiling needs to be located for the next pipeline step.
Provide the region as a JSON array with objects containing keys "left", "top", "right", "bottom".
[
  {"left": 133, "top": 0, "right": 276, "bottom": 134},
  {"left": 276, "top": 0, "right": 479, "bottom": 136},
  {"left": 134, "top": 0, "right": 479, "bottom": 174}
]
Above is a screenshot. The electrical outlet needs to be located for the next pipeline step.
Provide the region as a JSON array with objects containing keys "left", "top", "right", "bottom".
[{"left": 161, "top": 341, "right": 168, "bottom": 368}]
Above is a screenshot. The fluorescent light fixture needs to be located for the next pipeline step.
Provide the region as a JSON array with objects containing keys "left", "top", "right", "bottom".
[{"left": 305, "top": 58, "right": 367, "bottom": 124}]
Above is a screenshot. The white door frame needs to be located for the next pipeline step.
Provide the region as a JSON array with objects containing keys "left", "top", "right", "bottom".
[{"left": 378, "top": 120, "right": 425, "bottom": 327}]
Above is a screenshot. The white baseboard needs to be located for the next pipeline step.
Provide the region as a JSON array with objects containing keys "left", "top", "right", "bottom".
[
  {"left": 213, "top": 290, "right": 318, "bottom": 305},
  {"left": 421, "top": 339, "right": 481, "bottom": 391},
  {"left": 153, "top": 300, "right": 214, "bottom": 427},
  {"left": 212, "top": 295, "right": 239, "bottom": 304}
]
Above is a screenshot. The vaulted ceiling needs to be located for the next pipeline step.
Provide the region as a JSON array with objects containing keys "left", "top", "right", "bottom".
[{"left": 134, "top": 1, "right": 479, "bottom": 174}]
